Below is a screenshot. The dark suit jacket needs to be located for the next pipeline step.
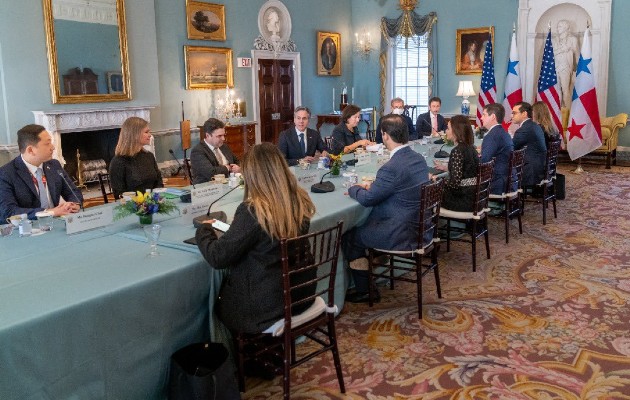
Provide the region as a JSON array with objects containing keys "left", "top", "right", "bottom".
[
  {"left": 416, "top": 112, "right": 447, "bottom": 137},
  {"left": 0, "top": 156, "right": 83, "bottom": 221},
  {"left": 481, "top": 125, "right": 514, "bottom": 195},
  {"left": 190, "top": 142, "right": 239, "bottom": 185},
  {"left": 375, "top": 114, "right": 417, "bottom": 143},
  {"left": 348, "top": 146, "right": 430, "bottom": 251},
  {"left": 277, "top": 127, "right": 328, "bottom": 166},
  {"left": 513, "top": 119, "right": 547, "bottom": 187}
]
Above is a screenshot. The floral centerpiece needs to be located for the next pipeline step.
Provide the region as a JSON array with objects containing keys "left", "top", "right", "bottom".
[
  {"left": 114, "top": 191, "right": 177, "bottom": 225},
  {"left": 328, "top": 153, "right": 343, "bottom": 176}
]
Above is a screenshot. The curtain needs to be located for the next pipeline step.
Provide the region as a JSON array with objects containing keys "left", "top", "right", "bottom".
[{"left": 379, "top": 11, "right": 438, "bottom": 116}]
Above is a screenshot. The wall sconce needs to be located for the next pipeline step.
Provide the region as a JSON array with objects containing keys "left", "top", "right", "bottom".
[
  {"left": 456, "top": 81, "right": 476, "bottom": 115},
  {"left": 354, "top": 29, "right": 372, "bottom": 61}
]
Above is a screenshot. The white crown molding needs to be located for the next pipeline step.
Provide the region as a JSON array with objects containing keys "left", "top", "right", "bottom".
[{"left": 53, "top": 0, "right": 118, "bottom": 25}]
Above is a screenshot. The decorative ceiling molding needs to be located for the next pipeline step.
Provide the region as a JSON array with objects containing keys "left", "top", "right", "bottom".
[{"left": 53, "top": 0, "right": 118, "bottom": 25}]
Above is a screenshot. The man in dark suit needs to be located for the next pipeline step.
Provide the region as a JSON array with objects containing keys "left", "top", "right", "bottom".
[
  {"left": 190, "top": 118, "right": 240, "bottom": 185},
  {"left": 277, "top": 106, "right": 328, "bottom": 166},
  {"left": 343, "top": 114, "right": 429, "bottom": 303},
  {"left": 511, "top": 102, "right": 547, "bottom": 187},
  {"left": 480, "top": 103, "right": 514, "bottom": 195},
  {"left": 375, "top": 97, "right": 417, "bottom": 143},
  {"left": 416, "top": 96, "right": 447, "bottom": 137},
  {"left": 0, "top": 124, "right": 82, "bottom": 221}
]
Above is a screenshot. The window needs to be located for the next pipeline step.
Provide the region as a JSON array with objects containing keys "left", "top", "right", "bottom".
[{"left": 393, "top": 34, "right": 429, "bottom": 113}]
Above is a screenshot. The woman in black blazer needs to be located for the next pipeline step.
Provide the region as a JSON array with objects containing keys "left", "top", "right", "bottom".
[{"left": 195, "top": 143, "right": 317, "bottom": 334}]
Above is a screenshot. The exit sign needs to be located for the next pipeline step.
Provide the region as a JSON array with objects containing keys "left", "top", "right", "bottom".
[{"left": 237, "top": 57, "right": 252, "bottom": 68}]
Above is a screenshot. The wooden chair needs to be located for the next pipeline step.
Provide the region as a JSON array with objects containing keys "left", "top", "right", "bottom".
[
  {"left": 366, "top": 179, "right": 445, "bottom": 318},
  {"left": 439, "top": 160, "right": 495, "bottom": 272},
  {"left": 233, "top": 221, "right": 345, "bottom": 400},
  {"left": 489, "top": 147, "right": 526, "bottom": 243},
  {"left": 324, "top": 136, "right": 333, "bottom": 151},
  {"left": 404, "top": 105, "right": 418, "bottom": 127},
  {"left": 97, "top": 173, "right": 115, "bottom": 204},
  {"left": 523, "top": 140, "right": 561, "bottom": 225},
  {"left": 365, "top": 129, "right": 377, "bottom": 142}
]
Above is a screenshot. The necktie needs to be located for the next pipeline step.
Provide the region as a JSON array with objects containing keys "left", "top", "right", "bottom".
[
  {"left": 298, "top": 133, "right": 306, "bottom": 157},
  {"left": 432, "top": 114, "right": 438, "bottom": 132},
  {"left": 35, "top": 168, "right": 50, "bottom": 209},
  {"left": 213, "top": 147, "right": 225, "bottom": 165}
]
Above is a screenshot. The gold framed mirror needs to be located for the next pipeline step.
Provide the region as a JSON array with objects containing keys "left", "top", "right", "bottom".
[{"left": 43, "top": 0, "right": 131, "bottom": 104}]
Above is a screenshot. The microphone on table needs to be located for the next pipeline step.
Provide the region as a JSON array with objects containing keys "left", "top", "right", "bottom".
[
  {"left": 56, "top": 169, "right": 84, "bottom": 212},
  {"left": 192, "top": 185, "right": 240, "bottom": 228},
  {"left": 169, "top": 149, "right": 194, "bottom": 202},
  {"left": 434, "top": 143, "right": 450, "bottom": 159},
  {"left": 311, "top": 171, "right": 335, "bottom": 193}
]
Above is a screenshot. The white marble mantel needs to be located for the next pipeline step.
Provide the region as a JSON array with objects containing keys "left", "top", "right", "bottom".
[{"left": 32, "top": 106, "right": 154, "bottom": 165}]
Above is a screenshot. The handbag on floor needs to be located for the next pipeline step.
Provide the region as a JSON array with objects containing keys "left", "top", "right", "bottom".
[
  {"left": 555, "top": 173, "right": 566, "bottom": 200},
  {"left": 168, "top": 342, "right": 241, "bottom": 400}
]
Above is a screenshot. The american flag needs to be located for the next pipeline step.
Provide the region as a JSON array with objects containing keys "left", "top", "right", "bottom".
[
  {"left": 476, "top": 35, "right": 497, "bottom": 127},
  {"left": 536, "top": 29, "right": 563, "bottom": 134}
]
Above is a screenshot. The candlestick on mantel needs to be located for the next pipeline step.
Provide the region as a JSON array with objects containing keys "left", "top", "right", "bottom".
[
  {"left": 332, "top": 88, "right": 335, "bottom": 112},
  {"left": 351, "top": 87, "right": 355, "bottom": 104}
]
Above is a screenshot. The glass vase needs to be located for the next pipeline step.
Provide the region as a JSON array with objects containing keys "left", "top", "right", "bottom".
[{"left": 139, "top": 214, "right": 153, "bottom": 225}]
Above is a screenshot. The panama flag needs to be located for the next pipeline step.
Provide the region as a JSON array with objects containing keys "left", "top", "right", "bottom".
[
  {"left": 536, "top": 29, "right": 563, "bottom": 135},
  {"left": 476, "top": 35, "right": 497, "bottom": 127},
  {"left": 566, "top": 28, "right": 602, "bottom": 160},
  {"left": 502, "top": 31, "right": 523, "bottom": 127}
]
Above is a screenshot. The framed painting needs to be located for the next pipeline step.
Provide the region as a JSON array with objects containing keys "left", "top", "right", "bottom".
[
  {"left": 106, "top": 71, "right": 124, "bottom": 94},
  {"left": 317, "top": 31, "right": 341, "bottom": 76},
  {"left": 184, "top": 46, "right": 233, "bottom": 90},
  {"left": 186, "top": 1, "right": 226, "bottom": 41},
  {"left": 456, "top": 26, "right": 494, "bottom": 75}
]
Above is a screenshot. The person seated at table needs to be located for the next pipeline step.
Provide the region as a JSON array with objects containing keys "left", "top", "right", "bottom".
[
  {"left": 431, "top": 115, "right": 479, "bottom": 212},
  {"left": 0, "top": 124, "right": 82, "bottom": 221},
  {"left": 277, "top": 106, "right": 328, "bottom": 166},
  {"left": 330, "top": 104, "right": 374, "bottom": 154},
  {"left": 416, "top": 97, "right": 447, "bottom": 137},
  {"left": 480, "top": 103, "right": 513, "bottom": 195},
  {"left": 190, "top": 117, "right": 240, "bottom": 184},
  {"left": 343, "top": 114, "right": 429, "bottom": 303},
  {"left": 375, "top": 97, "right": 417, "bottom": 143},
  {"left": 532, "top": 101, "right": 561, "bottom": 147},
  {"left": 109, "top": 117, "right": 163, "bottom": 198},
  {"left": 511, "top": 102, "right": 547, "bottom": 187},
  {"left": 195, "top": 142, "right": 316, "bottom": 336}
]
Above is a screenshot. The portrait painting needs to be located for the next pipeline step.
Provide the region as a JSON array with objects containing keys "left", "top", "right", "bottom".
[
  {"left": 257, "top": 0, "right": 292, "bottom": 43},
  {"left": 184, "top": 46, "right": 233, "bottom": 90},
  {"left": 106, "top": 72, "right": 124, "bottom": 94},
  {"left": 186, "top": 1, "right": 226, "bottom": 41},
  {"left": 456, "top": 27, "right": 494, "bottom": 75},
  {"left": 317, "top": 31, "right": 341, "bottom": 76}
]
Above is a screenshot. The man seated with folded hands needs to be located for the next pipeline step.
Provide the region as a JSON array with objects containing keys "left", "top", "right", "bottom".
[
  {"left": 342, "top": 114, "right": 429, "bottom": 303},
  {"left": 190, "top": 117, "right": 240, "bottom": 185}
]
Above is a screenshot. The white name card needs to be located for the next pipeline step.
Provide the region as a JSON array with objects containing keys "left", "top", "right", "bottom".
[
  {"left": 180, "top": 202, "right": 212, "bottom": 222},
  {"left": 65, "top": 207, "right": 113, "bottom": 234},
  {"left": 355, "top": 152, "right": 371, "bottom": 166},
  {"left": 191, "top": 184, "right": 224, "bottom": 204},
  {"left": 296, "top": 171, "right": 319, "bottom": 188}
]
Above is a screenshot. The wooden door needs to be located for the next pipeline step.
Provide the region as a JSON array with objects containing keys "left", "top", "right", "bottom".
[{"left": 258, "top": 58, "right": 294, "bottom": 144}]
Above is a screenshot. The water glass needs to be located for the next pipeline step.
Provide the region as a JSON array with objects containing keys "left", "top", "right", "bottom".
[
  {"left": 143, "top": 224, "right": 162, "bottom": 257},
  {"left": 36, "top": 211, "right": 54, "bottom": 231}
]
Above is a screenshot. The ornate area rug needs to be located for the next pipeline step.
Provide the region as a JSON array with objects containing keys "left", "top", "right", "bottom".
[{"left": 244, "top": 164, "right": 630, "bottom": 399}]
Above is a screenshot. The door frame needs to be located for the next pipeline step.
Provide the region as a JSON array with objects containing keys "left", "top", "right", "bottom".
[{"left": 251, "top": 50, "right": 301, "bottom": 144}]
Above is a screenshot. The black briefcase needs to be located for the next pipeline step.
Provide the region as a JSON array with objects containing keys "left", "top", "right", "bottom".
[
  {"left": 168, "top": 342, "right": 241, "bottom": 400},
  {"left": 554, "top": 173, "right": 566, "bottom": 200}
]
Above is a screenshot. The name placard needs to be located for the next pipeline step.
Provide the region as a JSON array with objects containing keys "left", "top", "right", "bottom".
[
  {"left": 355, "top": 152, "right": 371, "bottom": 166},
  {"left": 296, "top": 171, "right": 319, "bottom": 188},
  {"left": 191, "top": 184, "right": 224, "bottom": 204},
  {"left": 180, "top": 202, "right": 212, "bottom": 222},
  {"left": 65, "top": 207, "right": 113, "bottom": 234}
]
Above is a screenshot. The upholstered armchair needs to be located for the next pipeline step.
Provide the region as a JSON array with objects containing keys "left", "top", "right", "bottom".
[{"left": 561, "top": 108, "right": 628, "bottom": 168}]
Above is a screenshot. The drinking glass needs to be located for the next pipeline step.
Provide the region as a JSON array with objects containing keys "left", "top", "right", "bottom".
[{"left": 143, "top": 224, "right": 162, "bottom": 257}]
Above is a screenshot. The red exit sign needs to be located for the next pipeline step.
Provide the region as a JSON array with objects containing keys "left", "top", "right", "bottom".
[{"left": 237, "top": 57, "right": 252, "bottom": 68}]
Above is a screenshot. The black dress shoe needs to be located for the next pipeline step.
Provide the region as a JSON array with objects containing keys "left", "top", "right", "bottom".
[{"left": 346, "top": 291, "right": 380, "bottom": 304}]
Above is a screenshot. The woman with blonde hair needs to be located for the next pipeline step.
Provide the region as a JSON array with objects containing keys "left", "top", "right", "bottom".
[
  {"left": 109, "top": 117, "right": 163, "bottom": 198},
  {"left": 532, "top": 101, "right": 561, "bottom": 146},
  {"left": 195, "top": 142, "right": 316, "bottom": 335}
]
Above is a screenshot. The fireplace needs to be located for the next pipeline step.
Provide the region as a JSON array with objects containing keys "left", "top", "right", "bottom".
[
  {"left": 60, "top": 128, "right": 120, "bottom": 183},
  {"left": 32, "top": 106, "right": 154, "bottom": 182}
]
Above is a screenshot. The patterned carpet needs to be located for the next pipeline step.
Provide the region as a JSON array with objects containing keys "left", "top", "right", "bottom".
[{"left": 244, "top": 163, "right": 630, "bottom": 399}]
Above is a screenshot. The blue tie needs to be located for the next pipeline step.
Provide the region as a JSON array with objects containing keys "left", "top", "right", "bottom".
[
  {"left": 298, "top": 133, "right": 306, "bottom": 157},
  {"left": 35, "top": 168, "right": 50, "bottom": 209}
]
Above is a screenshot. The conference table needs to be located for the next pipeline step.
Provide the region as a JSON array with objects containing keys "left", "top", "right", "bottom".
[{"left": 0, "top": 138, "right": 453, "bottom": 400}]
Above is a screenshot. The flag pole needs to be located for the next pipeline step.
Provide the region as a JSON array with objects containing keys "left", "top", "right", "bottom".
[{"left": 573, "top": 158, "right": 584, "bottom": 174}]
